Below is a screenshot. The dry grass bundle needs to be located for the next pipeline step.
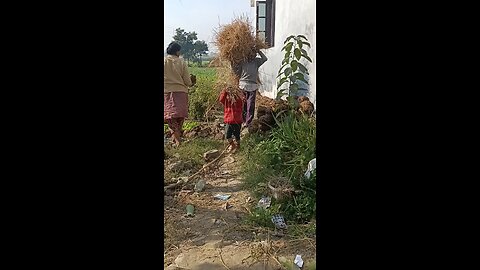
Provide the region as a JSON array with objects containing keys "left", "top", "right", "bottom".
[
  {"left": 224, "top": 85, "right": 243, "bottom": 105},
  {"left": 213, "top": 15, "right": 268, "bottom": 65},
  {"left": 214, "top": 65, "right": 239, "bottom": 92}
]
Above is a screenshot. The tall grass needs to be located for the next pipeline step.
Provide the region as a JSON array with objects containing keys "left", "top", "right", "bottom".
[
  {"left": 188, "top": 67, "right": 218, "bottom": 120},
  {"left": 241, "top": 111, "right": 316, "bottom": 224}
]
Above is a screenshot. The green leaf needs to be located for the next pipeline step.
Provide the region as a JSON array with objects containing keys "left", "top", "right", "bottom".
[
  {"left": 302, "top": 42, "right": 311, "bottom": 47},
  {"left": 289, "top": 75, "right": 297, "bottom": 83},
  {"left": 291, "top": 60, "right": 298, "bottom": 72},
  {"left": 276, "top": 89, "right": 288, "bottom": 100},
  {"left": 298, "top": 39, "right": 303, "bottom": 49},
  {"left": 295, "top": 73, "right": 308, "bottom": 84},
  {"left": 284, "top": 51, "right": 290, "bottom": 60},
  {"left": 282, "top": 41, "right": 294, "bottom": 52},
  {"left": 279, "top": 62, "right": 289, "bottom": 72},
  {"left": 301, "top": 49, "right": 308, "bottom": 56},
  {"left": 294, "top": 72, "right": 305, "bottom": 80},
  {"left": 284, "top": 67, "right": 292, "bottom": 77},
  {"left": 298, "top": 62, "right": 309, "bottom": 74},
  {"left": 277, "top": 77, "right": 288, "bottom": 89},
  {"left": 297, "top": 35, "right": 308, "bottom": 40},
  {"left": 290, "top": 84, "right": 299, "bottom": 95},
  {"left": 297, "top": 78, "right": 308, "bottom": 84},
  {"left": 302, "top": 55, "right": 313, "bottom": 63},
  {"left": 285, "top": 42, "right": 293, "bottom": 52},
  {"left": 282, "top": 58, "right": 289, "bottom": 65},
  {"left": 284, "top": 35, "right": 295, "bottom": 44},
  {"left": 294, "top": 48, "right": 301, "bottom": 60}
]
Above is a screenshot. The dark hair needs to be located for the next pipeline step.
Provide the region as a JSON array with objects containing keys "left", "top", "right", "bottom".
[{"left": 166, "top": 42, "right": 181, "bottom": 55}]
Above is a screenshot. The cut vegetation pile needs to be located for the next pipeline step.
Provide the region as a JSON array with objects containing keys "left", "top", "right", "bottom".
[{"left": 248, "top": 93, "right": 316, "bottom": 134}]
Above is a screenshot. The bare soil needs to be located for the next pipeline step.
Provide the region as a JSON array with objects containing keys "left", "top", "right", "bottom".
[{"left": 164, "top": 138, "right": 316, "bottom": 269}]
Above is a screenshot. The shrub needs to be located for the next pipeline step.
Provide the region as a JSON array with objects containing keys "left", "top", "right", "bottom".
[
  {"left": 241, "top": 111, "right": 316, "bottom": 224},
  {"left": 188, "top": 67, "right": 219, "bottom": 120}
]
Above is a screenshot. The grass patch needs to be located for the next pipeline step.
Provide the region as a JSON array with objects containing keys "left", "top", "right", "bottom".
[
  {"left": 239, "top": 111, "right": 316, "bottom": 227},
  {"left": 164, "top": 137, "right": 223, "bottom": 180},
  {"left": 188, "top": 67, "right": 219, "bottom": 120},
  {"left": 164, "top": 120, "right": 199, "bottom": 134},
  {"left": 189, "top": 67, "right": 216, "bottom": 77}
]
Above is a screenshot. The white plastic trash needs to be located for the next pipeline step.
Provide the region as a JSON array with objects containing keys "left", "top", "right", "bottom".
[
  {"left": 294, "top": 254, "right": 304, "bottom": 267},
  {"left": 304, "top": 158, "right": 316, "bottom": 179},
  {"left": 214, "top": 194, "right": 231, "bottom": 201},
  {"left": 271, "top": 214, "right": 287, "bottom": 229},
  {"left": 257, "top": 196, "right": 271, "bottom": 209}
]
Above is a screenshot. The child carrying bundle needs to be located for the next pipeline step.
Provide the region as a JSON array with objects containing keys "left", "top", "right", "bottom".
[{"left": 218, "top": 86, "right": 244, "bottom": 153}]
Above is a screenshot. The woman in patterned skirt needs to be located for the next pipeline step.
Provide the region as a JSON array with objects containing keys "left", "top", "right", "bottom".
[{"left": 164, "top": 42, "right": 196, "bottom": 146}]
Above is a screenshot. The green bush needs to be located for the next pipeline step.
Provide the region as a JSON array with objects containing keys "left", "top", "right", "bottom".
[
  {"left": 241, "top": 111, "right": 316, "bottom": 224},
  {"left": 188, "top": 67, "right": 219, "bottom": 120}
]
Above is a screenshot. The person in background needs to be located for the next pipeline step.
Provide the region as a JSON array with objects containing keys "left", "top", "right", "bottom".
[
  {"left": 231, "top": 49, "right": 267, "bottom": 128},
  {"left": 219, "top": 86, "right": 244, "bottom": 153},
  {"left": 164, "top": 42, "right": 196, "bottom": 147}
]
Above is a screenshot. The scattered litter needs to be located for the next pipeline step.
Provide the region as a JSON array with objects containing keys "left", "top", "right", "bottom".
[
  {"left": 271, "top": 214, "right": 287, "bottom": 229},
  {"left": 186, "top": 204, "right": 195, "bottom": 217},
  {"left": 257, "top": 196, "right": 271, "bottom": 209},
  {"left": 304, "top": 158, "right": 316, "bottom": 179},
  {"left": 194, "top": 179, "right": 206, "bottom": 192},
  {"left": 214, "top": 194, "right": 231, "bottom": 201},
  {"left": 294, "top": 254, "right": 304, "bottom": 268},
  {"left": 173, "top": 153, "right": 180, "bottom": 158},
  {"left": 246, "top": 196, "right": 252, "bottom": 203}
]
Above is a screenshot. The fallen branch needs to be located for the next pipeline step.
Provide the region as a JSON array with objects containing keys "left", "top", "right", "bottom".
[{"left": 187, "top": 144, "right": 229, "bottom": 180}]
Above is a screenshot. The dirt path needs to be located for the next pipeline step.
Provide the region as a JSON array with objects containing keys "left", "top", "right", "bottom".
[{"left": 164, "top": 142, "right": 316, "bottom": 269}]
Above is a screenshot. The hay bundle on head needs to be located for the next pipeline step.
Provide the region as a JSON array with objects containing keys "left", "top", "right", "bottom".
[{"left": 213, "top": 15, "right": 268, "bottom": 65}]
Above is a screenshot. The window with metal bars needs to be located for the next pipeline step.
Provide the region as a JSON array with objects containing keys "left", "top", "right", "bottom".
[{"left": 256, "top": 0, "right": 275, "bottom": 47}]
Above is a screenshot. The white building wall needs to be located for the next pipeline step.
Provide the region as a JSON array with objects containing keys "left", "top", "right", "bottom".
[{"left": 252, "top": 0, "right": 316, "bottom": 107}]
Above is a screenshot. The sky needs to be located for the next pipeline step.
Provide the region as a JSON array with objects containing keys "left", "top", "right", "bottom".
[{"left": 164, "top": 0, "right": 253, "bottom": 54}]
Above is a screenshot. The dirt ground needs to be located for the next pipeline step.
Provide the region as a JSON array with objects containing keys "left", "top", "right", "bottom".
[{"left": 164, "top": 137, "right": 316, "bottom": 269}]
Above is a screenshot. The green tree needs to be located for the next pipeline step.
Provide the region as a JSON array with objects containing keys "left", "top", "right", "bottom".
[
  {"left": 276, "top": 35, "right": 312, "bottom": 106},
  {"left": 192, "top": 40, "right": 209, "bottom": 66},
  {"left": 172, "top": 28, "right": 209, "bottom": 65}
]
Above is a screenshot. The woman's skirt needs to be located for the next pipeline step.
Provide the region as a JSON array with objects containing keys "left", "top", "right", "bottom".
[{"left": 164, "top": 91, "right": 188, "bottom": 120}]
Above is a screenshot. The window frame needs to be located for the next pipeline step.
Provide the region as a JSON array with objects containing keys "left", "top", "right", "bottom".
[{"left": 256, "top": 0, "right": 275, "bottom": 47}]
